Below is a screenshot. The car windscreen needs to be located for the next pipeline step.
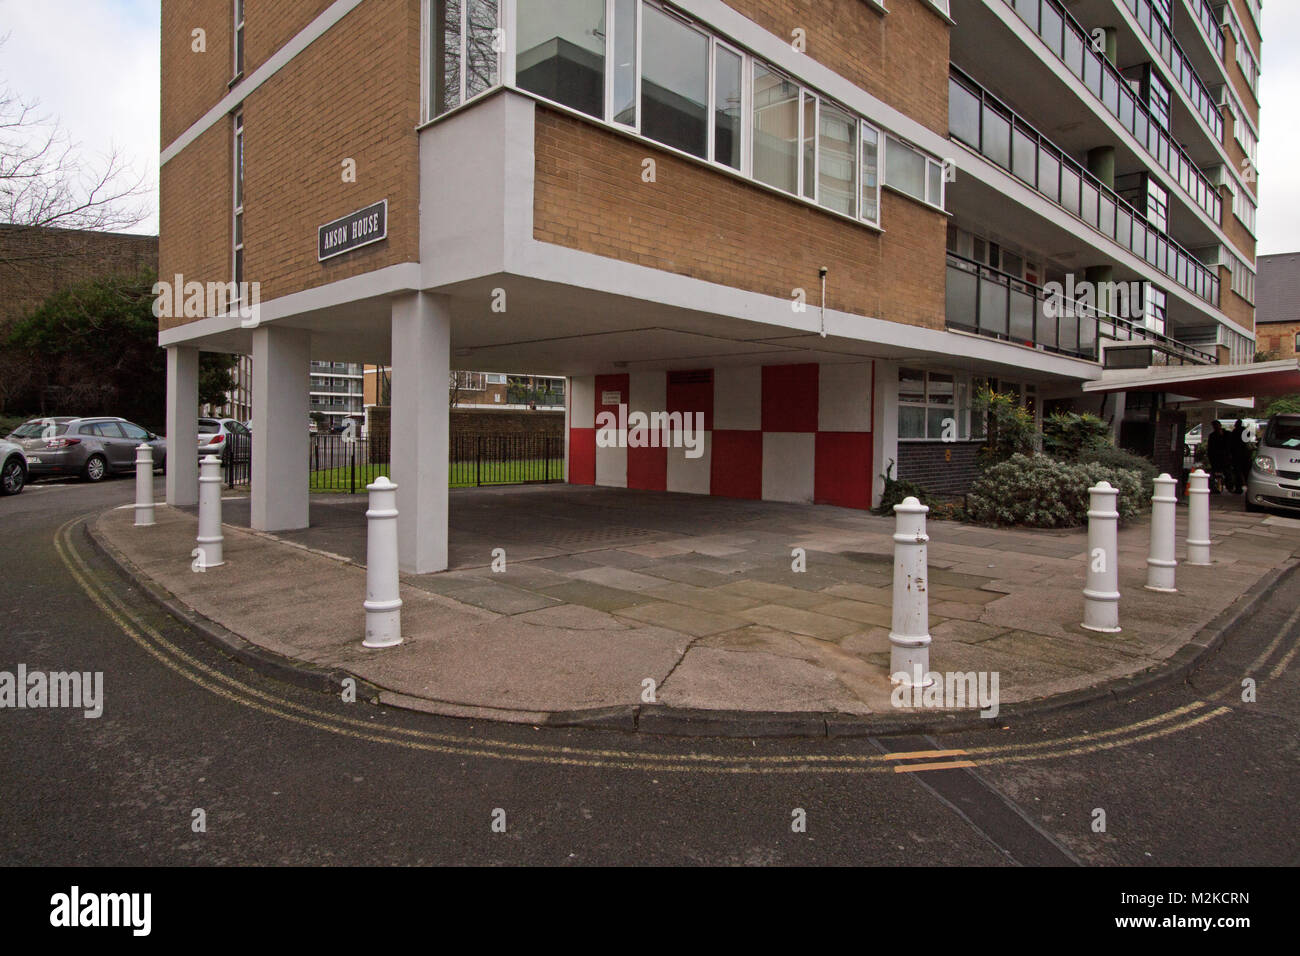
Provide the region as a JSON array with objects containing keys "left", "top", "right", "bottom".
[
  {"left": 198, "top": 421, "right": 221, "bottom": 434},
  {"left": 12, "top": 422, "right": 69, "bottom": 438},
  {"left": 1263, "top": 419, "right": 1300, "bottom": 449}
]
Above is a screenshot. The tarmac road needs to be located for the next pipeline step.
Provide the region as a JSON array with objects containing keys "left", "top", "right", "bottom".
[{"left": 2, "top": 477, "right": 1297, "bottom": 867}]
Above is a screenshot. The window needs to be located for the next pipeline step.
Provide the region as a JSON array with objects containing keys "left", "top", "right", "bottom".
[
  {"left": 1147, "top": 71, "right": 1171, "bottom": 131},
  {"left": 713, "top": 43, "right": 742, "bottom": 169},
  {"left": 1146, "top": 178, "right": 1168, "bottom": 233},
  {"left": 233, "top": 0, "right": 245, "bottom": 77},
  {"left": 818, "top": 101, "right": 856, "bottom": 217},
  {"left": 860, "top": 124, "right": 880, "bottom": 225},
  {"left": 1232, "top": 182, "right": 1257, "bottom": 235},
  {"left": 752, "top": 62, "right": 798, "bottom": 195},
  {"left": 898, "top": 368, "right": 972, "bottom": 441},
  {"left": 885, "top": 136, "right": 943, "bottom": 209},
  {"left": 1228, "top": 253, "right": 1256, "bottom": 304},
  {"left": 120, "top": 422, "right": 150, "bottom": 441},
  {"left": 640, "top": 4, "right": 709, "bottom": 159},
  {"left": 431, "top": 0, "right": 500, "bottom": 118},
  {"left": 232, "top": 113, "right": 244, "bottom": 299},
  {"left": 1142, "top": 285, "right": 1167, "bottom": 336},
  {"left": 1236, "top": 32, "right": 1260, "bottom": 97},
  {"left": 516, "top": 0, "right": 604, "bottom": 119}
]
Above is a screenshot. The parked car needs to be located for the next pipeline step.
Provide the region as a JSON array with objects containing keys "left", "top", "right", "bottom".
[
  {"left": 0, "top": 439, "right": 27, "bottom": 495},
  {"left": 1246, "top": 414, "right": 1300, "bottom": 515},
  {"left": 8, "top": 416, "right": 167, "bottom": 482},
  {"left": 198, "top": 418, "right": 251, "bottom": 460}
]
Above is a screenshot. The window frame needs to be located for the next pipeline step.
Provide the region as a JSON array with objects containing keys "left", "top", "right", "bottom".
[
  {"left": 233, "top": 0, "right": 245, "bottom": 79},
  {"left": 897, "top": 368, "right": 975, "bottom": 443},
  {"left": 883, "top": 135, "right": 945, "bottom": 211},
  {"left": 232, "top": 113, "right": 244, "bottom": 304}
]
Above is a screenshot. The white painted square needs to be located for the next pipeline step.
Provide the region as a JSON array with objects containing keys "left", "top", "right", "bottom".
[
  {"left": 762, "top": 432, "right": 815, "bottom": 503},
  {"left": 819, "top": 363, "right": 873, "bottom": 432},
  {"left": 713, "top": 366, "right": 761, "bottom": 431},
  {"left": 595, "top": 441, "right": 627, "bottom": 488},
  {"left": 570, "top": 376, "right": 595, "bottom": 429},
  {"left": 666, "top": 435, "right": 712, "bottom": 495}
]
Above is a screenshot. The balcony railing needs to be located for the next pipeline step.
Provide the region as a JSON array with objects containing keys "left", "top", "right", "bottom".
[
  {"left": 1121, "top": 0, "right": 1223, "bottom": 142},
  {"left": 950, "top": 70, "right": 1220, "bottom": 308},
  {"left": 1001, "top": 0, "right": 1222, "bottom": 226},
  {"left": 945, "top": 253, "right": 1217, "bottom": 365},
  {"left": 1183, "top": 0, "right": 1225, "bottom": 61}
]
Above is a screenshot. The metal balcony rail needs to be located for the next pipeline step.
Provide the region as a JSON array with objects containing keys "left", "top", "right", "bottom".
[
  {"left": 1001, "top": 0, "right": 1223, "bottom": 226},
  {"left": 949, "top": 70, "right": 1220, "bottom": 308},
  {"left": 1184, "top": 0, "right": 1225, "bottom": 61},
  {"left": 945, "top": 252, "right": 1216, "bottom": 365},
  {"left": 1121, "top": 0, "right": 1223, "bottom": 141}
]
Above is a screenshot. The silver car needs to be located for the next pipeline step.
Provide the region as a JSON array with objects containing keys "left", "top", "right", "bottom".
[
  {"left": 0, "top": 439, "right": 26, "bottom": 495},
  {"left": 1246, "top": 414, "right": 1300, "bottom": 515},
  {"left": 9, "top": 416, "right": 168, "bottom": 483}
]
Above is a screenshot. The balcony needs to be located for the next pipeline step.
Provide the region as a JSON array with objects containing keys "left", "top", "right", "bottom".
[
  {"left": 1182, "top": 0, "right": 1225, "bottom": 63},
  {"left": 949, "top": 69, "right": 1220, "bottom": 308},
  {"left": 1118, "top": 0, "right": 1223, "bottom": 143},
  {"left": 946, "top": 252, "right": 1217, "bottom": 365},
  {"left": 997, "top": 0, "right": 1222, "bottom": 226}
]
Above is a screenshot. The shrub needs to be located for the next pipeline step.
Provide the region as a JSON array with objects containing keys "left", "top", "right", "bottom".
[
  {"left": 872, "top": 459, "right": 929, "bottom": 516},
  {"left": 1043, "top": 411, "right": 1111, "bottom": 459},
  {"left": 966, "top": 454, "right": 1150, "bottom": 528},
  {"left": 972, "top": 386, "right": 1036, "bottom": 465},
  {"left": 1076, "top": 443, "right": 1159, "bottom": 487}
]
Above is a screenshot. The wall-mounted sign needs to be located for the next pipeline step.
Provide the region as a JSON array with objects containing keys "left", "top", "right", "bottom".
[
  {"left": 318, "top": 200, "right": 387, "bottom": 261},
  {"left": 601, "top": 390, "right": 622, "bottom": 406}
]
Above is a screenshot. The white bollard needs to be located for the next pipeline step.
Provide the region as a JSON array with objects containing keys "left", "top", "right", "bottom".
[
  {"left": 1186, "top": 468, "right": 1212, "bottom": 567},
  {"left": 363, "top": 476, "right": 403, "bottom": 648},
  {"left": 134, "top": 443, "right": 155, "bottom": 527},
  {"left": 1145, "top": 473, "right": 1178, "bottom": 593},
  {"left": 1082, "top": 480, "right": 1121, "bottom": 633},
  {"left": 889, "top": 496, "right": 933, "bottom": 688},
  {"left": 195, "top": 454, "right": 225, "bottom": 568}
]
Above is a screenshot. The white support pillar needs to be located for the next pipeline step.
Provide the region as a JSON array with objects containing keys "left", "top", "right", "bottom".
[
  {"left": 871, "top": 360, "right": 898, "bottom": 509},
  {"left": 391, "top": 292, "right": 451, "bottom": 574},
  {"left": 251, "top": 326, "right": 311, "bottom": 531},
  {"left": 165, "top": 346, "right": 199, "bottom": 506}
]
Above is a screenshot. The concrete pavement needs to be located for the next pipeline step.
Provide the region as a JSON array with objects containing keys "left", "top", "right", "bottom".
[{"left": 91, "top": 485, "right": 1300, "bottom": 733}]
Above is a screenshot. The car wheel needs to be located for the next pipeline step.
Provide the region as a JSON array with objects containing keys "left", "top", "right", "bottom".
[
  {"left": 81, "top": 454, "right": 108, "bottom": 483},
  {"left": 0, "top": 457, "right": 24, "bottom": 495}
]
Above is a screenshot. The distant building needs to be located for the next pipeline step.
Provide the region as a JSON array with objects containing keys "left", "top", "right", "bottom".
[{"left": 1256, "top": 253, "right": 1300, "bottom": 362}]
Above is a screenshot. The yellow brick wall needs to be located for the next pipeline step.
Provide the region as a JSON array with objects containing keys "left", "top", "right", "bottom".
[
  {"left": 161, "top": 0, "right": 235, "bottom": 148},
  {"left": 532, "top": 106, "right": 946, "bottom": 329}
]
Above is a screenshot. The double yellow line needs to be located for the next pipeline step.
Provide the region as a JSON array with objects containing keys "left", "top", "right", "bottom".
[{"left": 55, "top": 516, "right": 1274, "bottom": 775}]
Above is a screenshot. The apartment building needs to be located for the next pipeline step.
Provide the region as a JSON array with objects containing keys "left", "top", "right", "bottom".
[{"left": 159, "top": 0, "right": 1289, "bottom": 573}]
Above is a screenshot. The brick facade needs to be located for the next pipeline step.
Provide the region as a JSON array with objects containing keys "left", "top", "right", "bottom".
[
  {"left": 723, "top": 0, "right": 951, "bottom": 136},
  {"left": 160, "top": 0, "right": 235, "bottom": 148},
  {"left": 1257, "top": 322, "right": 1300, "bottom": 362},
  {"left": 532, "top": 107, "right": 947, "bottom": 329},
  {"left": 896, "top": 440, "right": 981, "bottom": 496},
  {"left": 0, "top": 226, "right": 157, "bottom": 329}
]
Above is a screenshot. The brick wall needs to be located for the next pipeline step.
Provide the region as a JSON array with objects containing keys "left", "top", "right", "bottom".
[
  {"left": 0, "top": 226, "right": 157, "bottom": 328},
  {"left": 159, "top": 0, "right": 423, "bottom": 322},
  {"left": 246, "top": 0, "right": 337, "bottom": 75},
  {"left": 1258, "top": 322, "right": 1300, "bottom": 361},
  {"left": 161, "top": 0, "right": 235, "bottom": 148},
  {"left": 1221, "top": 185, "right": 1257, "bottom": 262},
  {"left": 451, "top": 409, "right": 565, "bottom": 439},
  {"left": 533, "top": 107, "right": 947, "bottom": 329},
  {"left": 896, "top": 440, "right": 981, "bottom": 496},
  {"left": 1218, "top": 263, "right": 1256, "bottom": 335},
  {"left": 723, "top": 0, "right": 950, "bottom": 135},
  {"left": 159, "top": 122, "right": 233, "bottom": 333}
]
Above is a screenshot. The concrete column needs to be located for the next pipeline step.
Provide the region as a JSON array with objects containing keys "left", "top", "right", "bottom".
[
  {"left": 1086, "top": 146, "right": 1116, "bottom": 191},
  {"left": 165, "top": 346, "right": 199, "bottom": 506},
  {"left": 391, "top": 292, "right": 451, "bottom": 574},
  {"left": 1085, "top": 265, "right": 1115, "bottom": 317},
  {"left": 871, "top": 360, "right": 899, "bottom": 509},
  {"left": 251, "top": 325, "right": 311, "bottom": 531}
]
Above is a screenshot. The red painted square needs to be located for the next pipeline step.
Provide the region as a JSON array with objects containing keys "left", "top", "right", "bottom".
[
  {"left": 667, "top": 369, "right": 714, "bottom": 432},
  {"left": 762, "top": 364, "right": 818, "bottom": 432},
  {"left": 594, "top": 373, "right": 630, "bottom": 417},
  {"left": 628, "top": 444, "right": 668, "bottom": 491},
  {"left": 814, "top": 432, "right": 873, "bottom": 510},
  {"left": 710, "top": 430, "right": 763, "bottom": 500},
  {"left": 568, "top": 428, "right": 595, "bottom": 485}
]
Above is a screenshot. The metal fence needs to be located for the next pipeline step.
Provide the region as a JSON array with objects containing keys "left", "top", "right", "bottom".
[{"left": 292, "top": 432, "right": 563, "bottom": 494}]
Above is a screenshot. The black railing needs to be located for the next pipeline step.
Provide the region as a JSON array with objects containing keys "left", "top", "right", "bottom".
[
  {"left": 1002, "top": 0, "right": 1222, "bottom": 225},
  {"left": 304, "top": 432, "right": 563, "bottom": 493},
  {"left": 1184, "top": 0, "right": 1225, "bottom": 61},
  {"left": 945, "top": 252, "right": 1217, "bottom": 365},
  {"left": 221, "top": 434, "right": 252, "bottom": 490},
  {"left": 1122, "top": 0, "right": 1223, "bottom": 141},
  {"left": 949, "top": 69, "right": 1220, "bottom": 307}
]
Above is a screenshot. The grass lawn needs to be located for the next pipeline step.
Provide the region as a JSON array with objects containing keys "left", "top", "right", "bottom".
[{"left": 306, "top": 459, "right": 564, "bottom": 493}]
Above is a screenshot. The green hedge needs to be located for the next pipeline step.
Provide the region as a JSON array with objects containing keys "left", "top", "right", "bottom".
[{"left": 966, "top": 454, "right": 1151, "bottom": 528}]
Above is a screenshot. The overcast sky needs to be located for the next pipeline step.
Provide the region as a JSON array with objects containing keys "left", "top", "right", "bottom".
[{"left": 0, "top": 0, "right": 1295, "bottom": 253}]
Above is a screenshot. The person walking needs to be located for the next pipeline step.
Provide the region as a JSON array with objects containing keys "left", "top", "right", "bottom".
[
  {"left": 1230, "top": 418, "right": 1252, "bottom": 494},
  {"left": 1206, "top": 420, "right": 1229, "bottom": 494}
]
